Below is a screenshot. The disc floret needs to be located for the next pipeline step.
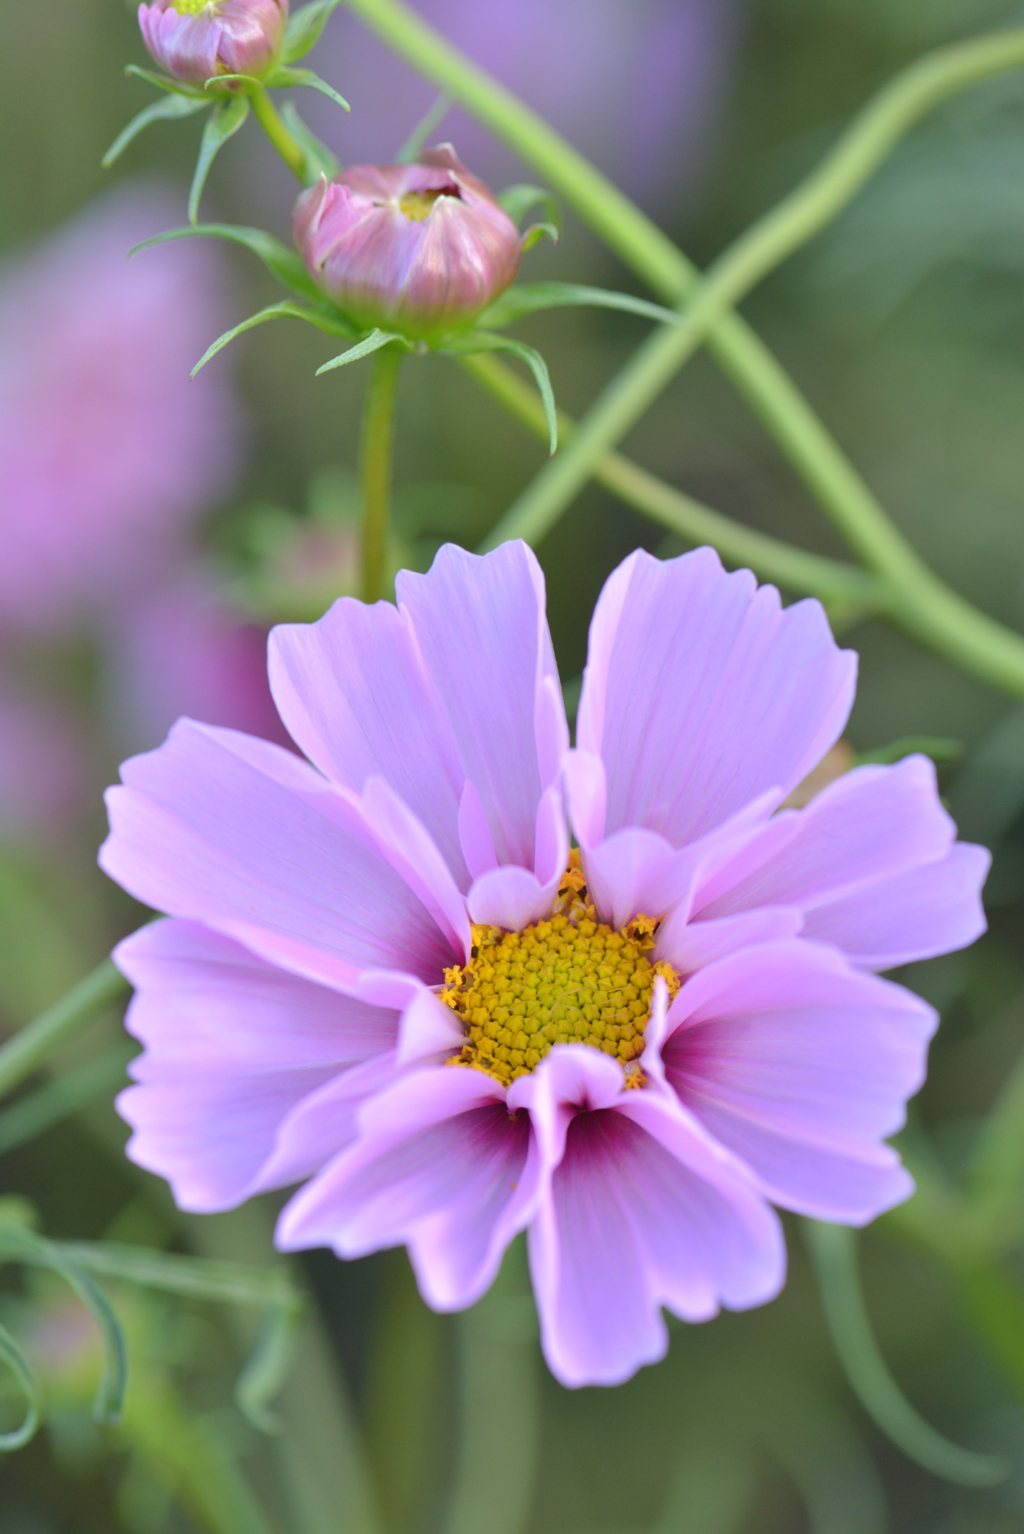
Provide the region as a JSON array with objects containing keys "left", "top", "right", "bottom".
[{"left": 443, "top": 860, "right": 681, "bottom": 1087}]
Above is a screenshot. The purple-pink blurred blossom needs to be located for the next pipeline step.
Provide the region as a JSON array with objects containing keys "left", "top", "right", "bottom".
[
  {"left": 296, "top": 0, "right": 739, "bottom": 214},
  {"left": 0, "top": 183, "right": 243, "bottom": 635},
  {"left": 0, "top": 687, "right": 87, "bottom": 835}
]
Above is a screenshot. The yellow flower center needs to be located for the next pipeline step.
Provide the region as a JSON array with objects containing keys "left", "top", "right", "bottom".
[
  {"left": 398, "top": 190, "right": 450, "bottom": 221},
  {"left": 443, "top": 857, "right": 681, "bottom": 1089},
  {"left": 172, "top": 0, "right": 219, "bottom": 15}
]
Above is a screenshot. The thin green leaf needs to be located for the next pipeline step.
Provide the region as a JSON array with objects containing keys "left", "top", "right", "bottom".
[
  {"left": 265, "top": 65, "right": 350, "bottom": 110},
  {"left": 497, "top": 183, "right": 560, "bottom": 232},
  {"left": 102, "top": 92, "right": 211, "bottom": 169},
  {"left": 57, "top": 1241, "right": 302, "bottom": 1310},
  {"left": 856, "top": 735, "right": 964, "bottom": 767},
  {"left": 0, "top": 1322, "right": 42, "bottom": 1452},
  {"left": 316, "top": 329, "right": 407, "bottom": 374},
  {"left": 0, "top": 957, "right": 129, "bottom": 1102},
  {"left": 0, "top": 1226, "right": 128, "bottom": 1427},
  {"left": 125, "top": 62, "right": 206, "bottom": 97},
  {"left": 282, "top": 0, "right": 345, "bottom": 63},
  {"left": 396, "top": 93, "right": 451, "bottom": 163},
  {"left": 235, "top": 1303, "right": 305, "bottom": 1434},
  {"left": 191, "top": 301, "right": 357, "bottom": 377},
  {"left": 0, "top": 1044, "right": 134, "bottom": 1155},
  {"left": 445, "top": 331, "right": 557, "bottom": 454},
  {"left": 520, "top": 222, "right": 559, "bottom": 254},
  {"left": 805, "top": 1220, "right": 1008, "bottom": 1488},
  {"left": 479, "top": 281, "right": 682, "bottom": 331},
  {"left": 130, "top": 223, "right": 322, "bottom": 303},
  {"left": 189, "top": 94, "right": 250, "bottom": 225},
  {"left": 280, "top": 100, "right": 340, "bottom": 182}
]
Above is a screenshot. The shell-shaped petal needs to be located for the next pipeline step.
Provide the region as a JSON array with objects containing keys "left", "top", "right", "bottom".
[
  {"left": 516, "top": 1046, "right": 784, "bottom": 1387},
  {"left": 656, "top": 941, "right": 936, "bottom": 1222},
  {"left": 100, "top": 718, "right": 458, "bottom": 995},
  {"left": 114, "top": 918, "right": 397, "bottom": 1211},
  {"left": 138, "top": 0, "right": 285, "bottom": 84},
  {"left": 576, "top": 548, "right": 856, "bottom": 847},
  {"left": 277, "top": 1066, "right": 540, "bottom": 1311}
]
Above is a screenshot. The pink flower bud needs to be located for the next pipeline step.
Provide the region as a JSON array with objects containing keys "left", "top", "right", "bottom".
[
  {"left": 293, "top": 146, "right": 523, "bottom": 343},
  {"left": 138, "top": 0, "right": 288, "bottom": 88}
]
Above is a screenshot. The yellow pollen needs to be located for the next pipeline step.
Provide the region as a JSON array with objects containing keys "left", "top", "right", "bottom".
[
  {"left": 443, "top": 854, "right": 681, "bottom": 1089},
  {"left": 398, "top": 190, "right": 446, "bottom": 221}
]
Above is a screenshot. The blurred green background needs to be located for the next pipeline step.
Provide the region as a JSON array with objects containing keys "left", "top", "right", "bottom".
[{"left": 4, "top": 1, "right": 1024, "bottom": 1530}]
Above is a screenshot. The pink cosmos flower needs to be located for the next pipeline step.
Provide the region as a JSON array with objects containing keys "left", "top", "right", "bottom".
[
  {"left": 100, "top": 542, "right": 988, "bottom": 1386},
  {"left": 138, "top": 0, "right": 287, "bottom": 88},
  {"left": 293, "top": 147, "right": 522, "bottom": 342},
  {"left": 0, "top": 184, "right": 242, "bottom": 635}
]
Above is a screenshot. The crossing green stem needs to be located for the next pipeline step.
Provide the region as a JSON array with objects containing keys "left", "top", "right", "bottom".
[{"left": 360, "top": 344, "right": 404, "bottom": 602}]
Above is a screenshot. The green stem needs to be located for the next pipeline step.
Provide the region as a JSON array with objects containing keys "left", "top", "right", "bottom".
[
  {"left": 461, "top": 353, "right": 884, "bottom": 612},
  {"left": 345, "top": 0, "right": 1024, "bottom": 695},
  {"left": 359, "top": 344, "right": 403, "bottom": 602},
  {"left": 248, "top": 82, "right": 306, "bottom": 179},
  {"left": 0, "top": 958, "right": 129, "bottom": 1100}
]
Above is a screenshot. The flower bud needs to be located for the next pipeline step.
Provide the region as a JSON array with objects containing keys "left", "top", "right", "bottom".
[
  {"left": 138, "top": 0, "right": 288, "bottom": 88},
  {"left": 292, "top": 146, "right": 522, "bottom": 343}
]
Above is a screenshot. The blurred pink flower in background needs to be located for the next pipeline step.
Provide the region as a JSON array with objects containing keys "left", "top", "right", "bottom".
[
  {"left": 290, "top": 0, "right": 739, "bottom": 214},
  {"left": 103, "top": 575, "right": 290, "bottom": 756},
  {"left": 0, "top": 183, "right": 243, "bottom": 635},
  {"left": 0, "top": 688, "right": 87, "bottom": 835}
]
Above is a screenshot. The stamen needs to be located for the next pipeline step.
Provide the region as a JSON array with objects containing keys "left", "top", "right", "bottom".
[{"left": 443, "top": 856, "right": 681, "bottom": 1088}]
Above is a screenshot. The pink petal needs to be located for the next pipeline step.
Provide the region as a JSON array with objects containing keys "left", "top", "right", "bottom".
[
  {"left": 268, "top": 596, "right": 470, "bottom": 888},
  {"left": 100, "top": 719, "right": 457, "bottom": 995},
  {"left": 802, "top": 841, "right": 990, "bottom": 970},
  {"left": 255, "top": 1053, "right": 400, "bottom": 1191},
  {"left": 657, "top": 906, "right": 804, "bottom": 974},
  {"left": 277, "top": 1067, "right": 539, "bottom": 1310},
  {"left": 699, "top": 757, "right": 956, "bottom": 920},
  {"left": 359, "top": 776, "right": 471, "bottom": 959},
  {"left": 518, "top": 1046, "right": 784, "bottom": 1387},
  {"left": 458, "top": 779, "right": 499, "bottom": 879},
  {"left": 576, "top": 548, "right": 856, "bottom": 847},
  {"left": 658, "top": 941, "right": 935, "bottom": 1222},
  {"left": 396, "top": 543, "right": 563, "bottom": 871},
  {"left": 395, "top": 986, "right": 466, "bottom": 1068}
]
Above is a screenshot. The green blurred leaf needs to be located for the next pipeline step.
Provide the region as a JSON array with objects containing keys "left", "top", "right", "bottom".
[
  {"left": 498, "top": 184, "right": 560, "bottom": 233},
  {"left": 131, "top": 222, "right": 322, "bottom": 302},
  {"left": 479, "top": 281, "right": 681, "bottom": 331},
  {"left": 395, "top": 93, "right": 451, "bottom": 163},
  {"left": 520, "top": 222, "right": 559, "bottom": 253},
  {"left": 234, "top": 1303, "right": 305, "bottom": 1434},
  {"left": 57, "top": 1241, "right": 302, "bottom": 1311},
  {"left": 0, "top": 1044, "right": 134, "bottom": 1155},
  {"left": 316, "top": 329, "right": 409, "bottom": 374},
  {"left": 102, "top": 92, "right": 211, "bottom": 169},
  {"left": 189, "top": 94, "right": 250, "bottom": 225},
  {"left": 805, "top": 1220, "right": 1007, "bottom": 1488},
  {"left": 265, "top": 65, "right": 350, "bottom": 110},
  {"left": 282, "top": 0, "right": 345, "bottom": 63},
  {"left": 192, "top": 300, "right": 358, "bottom": 376},
  {"left": 281, "top": 100, "right": 341, "bottom": 182},
  {"left": 0, "top": 1321, "right": 42, "bottom": 1452},
  {"left": 0, "top": 1225, "right": 128, "bottom": 1427},
  {"left": 856, "top": 735, "right": 964, "bottom": 766},
  {"left": 444, "top": 331, "right": 558, "bottom": 453}
]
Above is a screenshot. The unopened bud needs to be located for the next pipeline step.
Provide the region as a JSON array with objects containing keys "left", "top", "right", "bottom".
[
  {"left": 138, "top": 0, "right": 288, "bottom": 87},
  {"left": 292, "top": 146, "right": 522, "bottom": 344}
]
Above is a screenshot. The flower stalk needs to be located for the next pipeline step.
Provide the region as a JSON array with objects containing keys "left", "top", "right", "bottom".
[
  {"left": 248, "top": 81, "right": 306, "bottom": 178},
  {"left": 358, "top": 343, "right": 403, "bottom": 602}
]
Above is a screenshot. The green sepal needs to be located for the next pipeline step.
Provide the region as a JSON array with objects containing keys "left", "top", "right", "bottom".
[
  {"left": 0, "top": 1321, "right": 42, "bottom": 1452},
  {"left": 479, "top": 281, "right": 681, "bottom": 331},
  {"left": 442, "top": 330, "right": 558, "bottom": 454},
  {"left": 192, "top": 301, "right": 358, "bottom": 377},
  {"left": 102, "top": 92, "right": 211, "bottom": 170},
  {"left": 316, "top": 329, "right": 410, "bottom": 374},
  {"left": 395, "top": 93, "right": 451, "bottom": 163},
  {"left": 189, "top": 94, "right": 250, "bottom": 225},
  {"left": 264, "top": 64, "right": 350, "bottom": 111},
  {"left": 125, "top": 62, "right": 207, "bottom": 98},
  {"left": 281, "top": 0, "right": 345, "bottom": 63},
  {"left": 280, "top": 101, "right": 340, "bottom": 183},
  {"left": 521, "top": 222, "right": 559, "bottom": 253},
  {"left": 498, "top": 183, "right": 561, "bottom": 233},
  {"left": 131, "top": 223, "right": 321, "bottom": 304},
  {"left": 0, "top": 1223, "right": 129, "bottom": 1428}
]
